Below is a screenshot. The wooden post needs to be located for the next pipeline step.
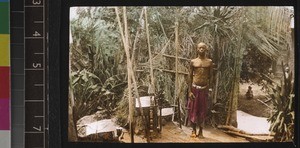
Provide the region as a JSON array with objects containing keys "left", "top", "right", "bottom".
[
  {"left": 144, "top": 7, "right": 155, "bottom": 95},
  {"left": 123, "top": 7, "right": 134, "bottom": 143},
  {"left": 175, "top": 20, "right": 181, "bottom": 128},
  {"left": 115, "top": 7, "right": 149, "bottom": 143},
  {"left": 68, "top": 86, "right": 78, "bottom": 141},
  {"left": 68, "top": 39, "right": 78, "bottom": 141},
  {"left": 144, "top": 7, "right": 154, "bottom": 142},
  {"left": 115, "top": 7, "right": 134, "bottom": 143}
]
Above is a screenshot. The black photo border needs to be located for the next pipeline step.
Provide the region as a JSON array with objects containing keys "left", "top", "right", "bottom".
[{"left": 49, "top": 0, "right": 299, "bottom": 148}]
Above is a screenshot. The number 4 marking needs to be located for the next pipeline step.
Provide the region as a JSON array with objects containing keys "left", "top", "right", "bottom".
[{"left": 33, "top": 31, "right": 41, "bottom": 37}]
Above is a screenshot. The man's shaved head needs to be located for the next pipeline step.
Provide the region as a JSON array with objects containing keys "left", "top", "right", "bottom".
[{"left": 197, "top": 42, "right": 208, "bottom": 50}]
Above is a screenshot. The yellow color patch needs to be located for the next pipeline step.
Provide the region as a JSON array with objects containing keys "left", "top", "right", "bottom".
[{"left": 0, "top": 34, "right": 10, "bottom": 66}]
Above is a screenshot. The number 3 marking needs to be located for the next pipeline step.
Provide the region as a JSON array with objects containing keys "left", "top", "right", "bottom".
[{"left": 32, "top": 0, "right": 41, "bottom": 5}]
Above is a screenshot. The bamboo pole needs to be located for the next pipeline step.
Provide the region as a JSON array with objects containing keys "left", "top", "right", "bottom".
[
  {"left": 256, "top": 99, "right": 273, "bottom": 109},
  {"left": 131, "top": 9, "right": 145, "bottom": 64},
  {"left": 127, "top": 9, "right": 149, "bottom": 136},
  {"left": 122, "top": 7, "right": 134, "bottom": 143},
  {"left": 222, "top": 131, "right": 273, "bottom": 142},
  {"left": 144, "top": 7, "right": 155, "bottom": 95},
  {"left": 171, "top": 23, "right": 176, "bottom": 122},
  {"left": 136, "top": 68, "right": 188, "bottom": 75},
  {"left": 125, "top": 7, "right": 150, "bottom": 143},
  {"left": 153, "top": 52, "right": 190, "bottom": 61},
  {"left": 174, "top": 20, "right": 181, "bottom": 128},
  {"left": 157, "top": 11, "right": 167, "bottom": 38},
  {"left": 115, "top": 7, "right": 148, "bottom": 143},
  {"left": 155, "top": 68, "right": 188, "bottom": 75}
]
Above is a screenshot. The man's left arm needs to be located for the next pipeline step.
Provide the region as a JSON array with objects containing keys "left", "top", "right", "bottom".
[{"left": 209, "top": 60, "right": 215, "bottom": 91}]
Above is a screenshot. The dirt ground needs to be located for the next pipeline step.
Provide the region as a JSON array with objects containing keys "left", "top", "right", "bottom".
[
  {"left": 120, "top": 82, "right": 274, "bottom": 143},
  {"left": 120, "top": 120, "right": 273, "bottom": 143},
  {"left": 120, "top": 121, "right": 249, "bottom": 143},
  {"left": 77, "top": 82, "right": 274, "bottom": 143},
  {"left": 238, "top": 83, "right": 273, "bottom": 118}
]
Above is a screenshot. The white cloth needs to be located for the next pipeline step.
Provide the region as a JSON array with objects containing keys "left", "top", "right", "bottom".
[
  {"left": 237, "top": 110, "right": 271, "bottom": 134},
  {"left": 135, "top": 96, "right": 154, "bottom": 108},
  {"left": 85, "top": 119, "right": 119, "bottom": 136},
  {"left": 290, "top": 17, "right": 294, "bottom": 29}
]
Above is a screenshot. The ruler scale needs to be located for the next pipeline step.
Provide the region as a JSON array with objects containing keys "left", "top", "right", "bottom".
[{"left": 24, "top": 0, "right": 48, "bottom": 148}]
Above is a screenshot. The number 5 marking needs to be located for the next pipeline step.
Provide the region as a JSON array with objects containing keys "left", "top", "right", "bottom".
[
  {"left": 32, "top": 0, "right": 41, "bottom": 5},
  {"left": 33, "top": 63, "right": 42, "bottom": 68}
]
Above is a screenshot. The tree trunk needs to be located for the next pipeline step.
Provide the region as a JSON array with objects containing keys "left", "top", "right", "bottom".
[
  {"left": 68, "top": 39, "right": 78, "bottom": 141},
  {"left": 68, "top": 86, "right": 78, "bottom": 141},
  {"left": 228, "top": 24, "right": 244, "bottom": 127},
  {"left": 229, "top": 80, "right": 238, "bottom": 127}
]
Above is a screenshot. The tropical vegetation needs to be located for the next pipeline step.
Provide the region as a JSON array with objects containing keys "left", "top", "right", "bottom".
[{"left": 68, "top": 6, "right": 294, "bottom": 142}]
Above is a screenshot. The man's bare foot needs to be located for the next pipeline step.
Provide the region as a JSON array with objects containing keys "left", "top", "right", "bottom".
[
  {"left": 190, "top": 131, "right": 197, "bottom": 138},
  {"left": 197, "top": 130, "right": 204, "bottom": 139},
  {"left": 197, "top": 134, "right": 205, "bottom": 139}
]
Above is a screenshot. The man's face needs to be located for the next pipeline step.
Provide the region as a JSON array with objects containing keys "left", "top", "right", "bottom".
[{"left": 197, "top": 44, "right": 206, "bottom": 54}]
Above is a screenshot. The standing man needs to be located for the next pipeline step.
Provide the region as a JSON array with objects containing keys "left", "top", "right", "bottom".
[{"left": 188, "top": 42, "right": 213, "bottom": 138}]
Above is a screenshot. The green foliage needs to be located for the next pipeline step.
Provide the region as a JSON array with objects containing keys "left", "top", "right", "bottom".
[
  {"left": 70, "top": 69, "right": 127, "bottom": 120},
  {"left": 70, "top": 69, "right": 101, "bottom": 120},
  {"left": 70, "top": 7, "right": 126, "bottom": 120},
  {"left": 265, "top": 63, "right": 294, "bottom": 142},
  {"left": 241, "top": 45, "right": 272, "bottom": 83},
  {"left": 240, "top": 7, "right": 292, "bottom": 83}
]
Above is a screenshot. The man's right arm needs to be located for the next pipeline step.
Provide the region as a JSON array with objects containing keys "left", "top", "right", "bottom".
[{"left": 188, "top": 60, "right": 194, "bottom": 99}]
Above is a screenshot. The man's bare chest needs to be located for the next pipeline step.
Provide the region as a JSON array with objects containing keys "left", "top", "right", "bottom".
[{"left": 192, "top": 61, "right": 211, "bottom": 68}]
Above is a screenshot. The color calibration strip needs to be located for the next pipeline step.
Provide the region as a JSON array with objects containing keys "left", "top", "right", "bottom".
[
  {"left": 11, "top": 0, "right": 25, "bottom": 147},
  {"left": 0, "top": 0, "right": 11, "bottom": 147}
]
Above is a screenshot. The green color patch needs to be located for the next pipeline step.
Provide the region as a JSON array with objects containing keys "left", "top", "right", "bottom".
[{"left": 0, "top": 2, "right": 9, "bottom": 34}]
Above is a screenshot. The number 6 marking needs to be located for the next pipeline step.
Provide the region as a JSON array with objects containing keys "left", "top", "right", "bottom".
[{"left": 32, "top": 0, "right": 41, "bottom": 5}]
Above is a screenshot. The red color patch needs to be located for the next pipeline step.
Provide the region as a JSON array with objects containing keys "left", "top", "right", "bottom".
[{"left": 0, "top": 66, "right": 10, "bottom": 99}]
